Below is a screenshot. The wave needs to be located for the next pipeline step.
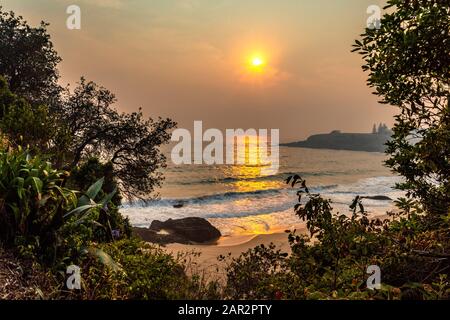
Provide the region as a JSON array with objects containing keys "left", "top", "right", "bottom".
[
  {"left": 121, "top": 176, "right": 402, "bottom": 229},
  {"left": 175, "top": 171, "right": 347, "bottom": 186},
  {"left": 122, "top": 188, "right": 288, "bottom": 209},
  {"left": 122, "top": 182, "right": 351, "bottom": 211}
]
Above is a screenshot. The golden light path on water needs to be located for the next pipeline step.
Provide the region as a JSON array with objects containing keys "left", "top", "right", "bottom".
[{"left": 220, "top": 140, "right": 285, "bottom": 235}]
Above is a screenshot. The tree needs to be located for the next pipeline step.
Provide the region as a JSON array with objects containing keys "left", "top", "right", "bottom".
[
  {"left": 0, "top": 76, "right": 59, "bottom": 154},
  {"left": 0, "top": 7, "right": 61, "bottom": 106},
  {"left": 0, "top": 9, "right": 177, "bottom": 201},
  {"left": 353, "top": 0, "right": 450, "bottom": 215},
  {"left": 54, "top": 79, "right": 177, "bottom": 200}
]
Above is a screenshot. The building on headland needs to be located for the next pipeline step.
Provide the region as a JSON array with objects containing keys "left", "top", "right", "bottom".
[{"left": 282, "top": 124, "right": 392, "bottom": 153}]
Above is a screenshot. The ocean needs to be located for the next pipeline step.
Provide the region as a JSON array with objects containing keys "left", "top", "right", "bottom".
[{"left": 121, "top": 147, "right": 403, "bottom": 236}]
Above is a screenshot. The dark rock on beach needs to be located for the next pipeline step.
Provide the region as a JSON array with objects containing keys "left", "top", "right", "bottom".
[
  {"left": 133, "top": 217, "right": 221, "bottom": 245},
  {"left": 132, "top": 227, "right": 186, "bottom": 245},
  {"left": 151, "top": 217, "right": 222, "bottom": 243},
  {"left": 363, "top": 195, "right": 392, "bottom": 201}
]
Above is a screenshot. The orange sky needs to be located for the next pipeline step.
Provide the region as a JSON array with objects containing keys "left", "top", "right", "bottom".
[{"left": 2, "top": 0, "right": 394, "bottom": 142}]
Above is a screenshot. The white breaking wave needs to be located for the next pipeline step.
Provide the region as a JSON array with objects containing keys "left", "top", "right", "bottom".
[{"left": 121, "top": 175, "right": 403, "bottom": 230}]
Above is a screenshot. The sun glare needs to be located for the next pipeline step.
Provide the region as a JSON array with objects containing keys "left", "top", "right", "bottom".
[
  {"left": 246, "top": 54, "right": 267, "bottom": 74},
  {"left": 235, "top": 41, "right": 282, "bottom": 84},
  {"left": 248, "top": 54, "right": 266, "bottom": 71},
  {"left": 251, "top": 57, "right": 264, "bottom": 67}
]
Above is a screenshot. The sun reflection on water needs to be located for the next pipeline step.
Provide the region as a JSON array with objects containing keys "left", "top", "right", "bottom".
[
  {"left": 224, "top": 138, "right": 282, "bottom": 193},
  {"left": 218, "top": 140, "right": 285, "bottom": 235}
]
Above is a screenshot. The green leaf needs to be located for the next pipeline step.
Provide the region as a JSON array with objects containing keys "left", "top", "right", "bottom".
[
  {"left": 25, "top": 176, "right": 43, "bottom": 194},
  {"left": 7, "top": 204, "right": 20, "bottom": 223},
  {"left": 100, "top": 187, "right": 117, "bottom": 207},
  {"left": 63, "top": 204, "right": 98, "bottom": 218},
  {"left": 84, "top": 178, "right": 104, "bottom": 201},
  {"left": 86, "top": 247, "right": 122, "bottom": 272},
  {"left": 77, "top": 195, "right": 94, "bottom": 207},
  {"left": 30, "top": 168, "right": 39, "bottom": 177}
]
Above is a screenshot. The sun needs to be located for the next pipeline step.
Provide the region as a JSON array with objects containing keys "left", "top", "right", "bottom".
[
  {"left": 251, "top": 57, "right": 264, "bottom": 67},
  {"left": 247, "top": 55, "right": 266, "bottom": 73}
]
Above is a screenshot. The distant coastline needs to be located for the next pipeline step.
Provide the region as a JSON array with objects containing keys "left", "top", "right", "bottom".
[{"left": 281, "top": 124, "right": 392, "bottom": 153}]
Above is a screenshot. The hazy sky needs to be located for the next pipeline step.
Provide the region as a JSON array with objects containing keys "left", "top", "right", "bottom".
[{"left": 2, "top": 0, "right": 395, "bottom": 142}]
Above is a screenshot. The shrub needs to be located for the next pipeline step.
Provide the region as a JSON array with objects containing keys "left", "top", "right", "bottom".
[
  {"left": 68, "top": 238, "right": 221, "bottom": 300},
  {"left": 0, "top": 147, "right": 76, "bottom": 262},
  {"left": 0, "top": 148, "right": 131, "bottom": 267},
  {"left": 219, "top": 243, "right": 300, "bottom": 300},
  {"left": 0, "top": 76, "right": 62, "bottom": 155},
  {"left": 68, "top": 158, "right": 132, "bottom": 242},
  {"left": 68, "top": 157, "right": 121, "bottom": 206},
  {"left": 221, "top": 175, "right": 450, "bottom": 300}
]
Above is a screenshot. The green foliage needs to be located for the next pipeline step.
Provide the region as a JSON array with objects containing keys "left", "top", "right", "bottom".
[
  {"left": 59, "top": 175, "right": 132, "bottom": 262},
  {"left": 68, "top": 157, "right": 122, "bottom": 206},
  {"left": 0, "top": 7, "right": 184, "bottom": 300},
  {"left": 0, "top": 75, "right": 74, "bottom": 169},
  {"left": 352, "top": 0, "right": 450, "bottom": 215},
  {"left": 67, "top": 158, "right": 132, "bottom": 241},
  {"left": 0, "top": 147, "right": 75, "bottom": 262},
  {"left": 0, "top": 76, "right": 59, "bottom": 154},
  {"left": 221, "top": 176, "right": 450, "bottom": 300},
  {"left": 65, "top": 238, "right": 220, "bottom": 300},
  {"left": 0, "top": 148, "right": 132, "bottom": 267},
  {"left": 219, "top": 243, "right": 295, "bottom": 300}
]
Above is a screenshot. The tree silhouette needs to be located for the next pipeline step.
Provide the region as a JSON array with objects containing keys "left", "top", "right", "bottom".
[
  {"left": 0, "top": 8, "right": 61, "bottom": 106},
  {"left": 0, "top": 8, "right": 177, "bottom": 201}
]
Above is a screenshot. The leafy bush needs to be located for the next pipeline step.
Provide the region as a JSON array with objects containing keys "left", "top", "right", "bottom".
[
  {"left": 0, "top": 147, "right": 198, "bottom": 300},
  {"left": 221, "top": 175, "right": 450, "bottom": 300},
  {"left": 0, "top": 76, "right": 62, "bottom": 155},
  {"left": 67, "top": 158, "right": 132, "bottom": 242},
  {"left": 68, "top": 157, "right": 121, "bottom": 206},
  {"left": 63, "top": 238, "right": 220, "bottom": 300},
  {"left": 219, "top": 243, "right": 299, "bottom": 300},
  {"left": 0, "top": 147, "right": 76, "bottom": 261},
  {"left": 0, "top": 148, "right": 131, "bottom": 267}
]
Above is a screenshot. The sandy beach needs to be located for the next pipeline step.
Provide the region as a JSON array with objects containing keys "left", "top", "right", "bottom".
[
  {"left": 164, "top": 224, "right": 307, "bottom": 277},
  {"left": 163, "top": 212, "right": 392, "bottom": 275}
]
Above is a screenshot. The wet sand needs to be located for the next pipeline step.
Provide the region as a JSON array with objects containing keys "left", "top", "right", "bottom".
[{"left": 164, "top": 225, "right": 307, "bottom": 277}]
